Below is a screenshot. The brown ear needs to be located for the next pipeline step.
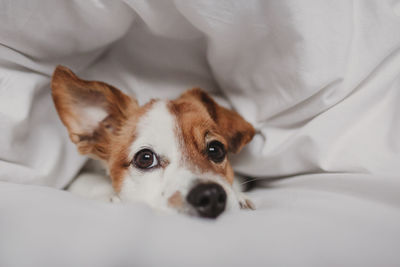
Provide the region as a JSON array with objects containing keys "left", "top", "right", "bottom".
[
  {"left": 183, "top": 88, "right": 255, "bottom": 153},
  {"left": 51, "top": 65, "right": 136, "bottom": 160}
]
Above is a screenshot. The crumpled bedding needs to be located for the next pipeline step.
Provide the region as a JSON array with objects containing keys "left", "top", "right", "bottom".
[
  {"left": 1, "top": 0, "right": 400, "bottom": 266},
  {"left": 1, "top": 173, "right": 400, "bottom": 267}
]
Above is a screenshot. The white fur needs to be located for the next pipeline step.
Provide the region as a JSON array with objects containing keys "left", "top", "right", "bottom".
[{"left": 79, "top": 105, "right": 108, "bottom": 132}]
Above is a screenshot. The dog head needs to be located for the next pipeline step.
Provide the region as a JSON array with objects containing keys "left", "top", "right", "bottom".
[{"left": 52, "top": 66, "right": 255, "bottom": 218}]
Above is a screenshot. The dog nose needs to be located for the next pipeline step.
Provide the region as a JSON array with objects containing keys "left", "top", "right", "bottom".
[{"left": 187, "top": 183, "right": 227, "bottom": 218}]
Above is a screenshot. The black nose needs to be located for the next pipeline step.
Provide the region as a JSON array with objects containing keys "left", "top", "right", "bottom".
[{"left": 187, "top": 183, "right": 227, "bottom": 218}]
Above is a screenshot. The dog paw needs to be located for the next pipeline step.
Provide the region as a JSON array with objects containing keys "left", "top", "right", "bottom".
[
  {"left": 238, "top": 193, "right": 256, "bottom": 210},
  {"left": 110, "top": 194, "right": 121, "bottom": 203}
]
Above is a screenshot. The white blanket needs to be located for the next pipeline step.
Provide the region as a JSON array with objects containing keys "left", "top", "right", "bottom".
[{"left": 1, "top": 0, "right": 400, "bottom": 266}]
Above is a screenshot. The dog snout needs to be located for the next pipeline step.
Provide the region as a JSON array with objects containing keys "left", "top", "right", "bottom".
[{"left": 187, "top": 183, "right": 226, "bottom": 218}]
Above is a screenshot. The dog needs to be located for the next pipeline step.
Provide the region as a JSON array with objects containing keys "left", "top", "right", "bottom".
[{"left": 51, "top": 65, "right": 255, "bottom": 218}]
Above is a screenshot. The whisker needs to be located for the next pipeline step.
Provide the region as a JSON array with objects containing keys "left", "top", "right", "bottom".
[{"left": 240, "top": 178, "right": 258, "bottom": 186}]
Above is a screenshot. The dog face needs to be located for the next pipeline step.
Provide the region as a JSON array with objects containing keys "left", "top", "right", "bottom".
[{"left": 52, "top": 66, "right": 255, "bottom": 218}]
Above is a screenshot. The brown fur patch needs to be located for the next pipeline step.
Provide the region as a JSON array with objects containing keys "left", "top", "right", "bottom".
[
  {"left": 168, "top": 191, "right": 183, "bottom": 209},
  {"left": 108, "top": 100, "right": 157, "bottom": 192},
  {"left": 52, "top": 65, "right": 137, "bottom": 160},
  {"left": 51, "top": 65, "right": 156, "bottom": 192},
  {"left": 169, "top": 88, "right": 255, "bottom": 184},
  {"left": 176, "top": 88, "right": 255, "bottom": 153}
]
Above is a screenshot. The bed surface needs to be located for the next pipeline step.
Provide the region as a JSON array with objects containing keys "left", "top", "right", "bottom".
[{"left": 1, "top": 173, "right": 400, "bottom": 267}]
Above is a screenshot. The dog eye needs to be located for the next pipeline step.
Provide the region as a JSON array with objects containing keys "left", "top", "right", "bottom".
[
  {"left": 133, "top": 149, "right": 159, "bottom": 169},
  {"left": 207, "top": 141, "right": 226, "bottom": 163}
]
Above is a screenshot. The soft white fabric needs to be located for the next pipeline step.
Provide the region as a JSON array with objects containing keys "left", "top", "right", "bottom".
[
  {"left": 0, "top": 0, "right": 400, "bottom": 266},
  {"left": 1, "top": 173, "right": 400, "bottom": 267}
]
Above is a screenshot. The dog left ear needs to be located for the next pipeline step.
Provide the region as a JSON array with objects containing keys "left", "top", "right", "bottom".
[
  {"left": 184, "top": 88, "right": 255, "bottom": 153},
  {"left": 51, "top": 65, "right": 137, "bottom": 160}
]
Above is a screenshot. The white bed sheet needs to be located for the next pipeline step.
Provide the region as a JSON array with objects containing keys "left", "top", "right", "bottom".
[
  {"left": 1, "top": 0, "right": 400, "bottom": 266},
  {"left": 1, "top": 173, "right": 400, "bottom": 267}
]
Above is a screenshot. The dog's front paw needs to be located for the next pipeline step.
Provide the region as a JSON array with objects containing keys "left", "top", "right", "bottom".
[
  {"left": 238, "top": 193, "right": 256, "bottom": 210},
  {"left": 110, "top": 194, "right": 121, "bottom": 203}
]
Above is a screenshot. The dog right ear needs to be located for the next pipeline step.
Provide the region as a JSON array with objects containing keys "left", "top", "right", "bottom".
[
  {"left": 179, "top": 88, "right": 255, "bottom": 154},
  {"left": 51, "top": 65, "right": 137, "bottom": 160}
]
